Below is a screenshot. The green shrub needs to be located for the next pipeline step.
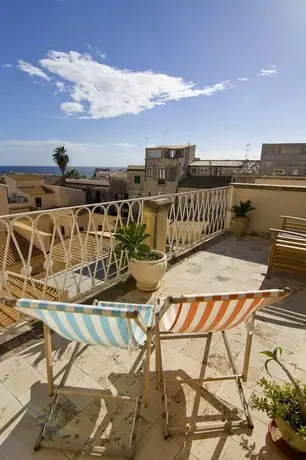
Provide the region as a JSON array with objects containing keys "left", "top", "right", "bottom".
[
  {"left": 231, "top": 200, "right": 255, "bottom": 217},
  {"left": 251, "top": 346, "right": 306, "bottom": 437},
  {"left": 114, "top": 222, "right": 159, "bottom": 261}
]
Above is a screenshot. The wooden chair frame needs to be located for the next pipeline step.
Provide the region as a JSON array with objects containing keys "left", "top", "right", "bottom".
[
  {"left": 267, "top": 228, "right": 306, "bottom": 277},
  {"left": 2, "top": 298, "right": 153, "bottom": 460},
  {"left": 154, "top": 289, "right": 290, "bottom": 439}
]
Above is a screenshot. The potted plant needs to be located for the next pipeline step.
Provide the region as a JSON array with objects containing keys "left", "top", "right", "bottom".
[
  {"left": 251, "top": 347, "right": 306, "bottom": 453},
  {"left": 230, "top": 200, "right": 255, "bottom": 237},
  {"left": 114, "top": 222, "right": 167, "bottom": 292}
]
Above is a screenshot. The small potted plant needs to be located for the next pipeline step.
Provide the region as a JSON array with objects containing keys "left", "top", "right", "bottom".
[
  {"left": 230, "top": 200, "right": 255, "bottom": 237},
  {"left": 114, "top": 222, "right": 167, "bottom": 291},
  {"left": 251, "top": 347, "right": 306, "bottom": 453}
]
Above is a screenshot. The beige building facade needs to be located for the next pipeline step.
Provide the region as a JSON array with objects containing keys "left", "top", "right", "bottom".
[
  {"left": 144, "top": 144, "right": 196, "bottom": 196},
  {"left": 127, "top": 165, "right": 145, "bottom": 198},
  {"left": 260, "top": 143, "right": 306, "bottom": 176},
  {"left": 4, "top": 174, "right": 86, "bottom": 213}
]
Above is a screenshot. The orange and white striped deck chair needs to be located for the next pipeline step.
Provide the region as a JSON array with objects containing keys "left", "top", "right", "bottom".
[{"left": 155, "top": 288, "right": 290, "bottom": 438}]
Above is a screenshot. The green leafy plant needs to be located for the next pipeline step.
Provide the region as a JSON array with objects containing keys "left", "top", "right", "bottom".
[
  {"left": 231, "top": 200, "right": 255, "bottom": 217},
  {"left": 114, "top": 222, "right": 159, "bottom": 261},
  {"left": 251, "top": 347, "right": 306, "bottom": 437}
]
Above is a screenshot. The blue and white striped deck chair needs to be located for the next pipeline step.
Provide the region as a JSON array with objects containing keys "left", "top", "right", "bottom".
[{"left": 5, "top": 297, "right": 154, "bottom": 459}]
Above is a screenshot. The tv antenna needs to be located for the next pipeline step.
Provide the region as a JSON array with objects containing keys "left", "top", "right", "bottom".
[{"left": 245, "top": 143, "right": 251, "bottom": 160}]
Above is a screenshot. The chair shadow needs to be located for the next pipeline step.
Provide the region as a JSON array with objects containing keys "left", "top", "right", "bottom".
[
  {"left": 0, "top": 333, "right": 270, "bottom": 460},
  {"left": 256, "top": 275, "right": 306, "bottom": 330}
]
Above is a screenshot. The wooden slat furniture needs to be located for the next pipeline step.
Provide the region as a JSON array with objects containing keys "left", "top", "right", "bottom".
[
  {"left": 281, "top": 215, "right": 306, "bottom": 234},
  {"left": 267, "top": 228, "right": 306, "bottom": 277}
]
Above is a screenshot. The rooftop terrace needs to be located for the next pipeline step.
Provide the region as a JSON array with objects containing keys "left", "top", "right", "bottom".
[{"left": 1, "top": 236, "right": 305, "bottom": 460}]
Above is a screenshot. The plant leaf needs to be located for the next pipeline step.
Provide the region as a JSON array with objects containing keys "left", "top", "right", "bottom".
[
  {"left": 264, "top": 358, "right": 273, "bottom": 375},
  {"left": 261, "top": 351, "right": 276, "bottom": 359}
]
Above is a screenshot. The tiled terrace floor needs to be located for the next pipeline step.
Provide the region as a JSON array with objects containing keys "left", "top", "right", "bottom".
[{"left": 1, "top": 236, "right": 306, "bottom": 460}]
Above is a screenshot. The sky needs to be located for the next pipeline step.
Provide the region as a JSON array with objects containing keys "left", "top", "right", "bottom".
[{"left": 1, "top": 0, "right": 306, "bottom": 167}]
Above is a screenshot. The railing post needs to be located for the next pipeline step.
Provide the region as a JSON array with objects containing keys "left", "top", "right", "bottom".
[
  {"left": 225, "top": 185, "right": 234, "bottom": 230},
  {"left": 142, "top": 198, "right": 173, "bottom": 252}
]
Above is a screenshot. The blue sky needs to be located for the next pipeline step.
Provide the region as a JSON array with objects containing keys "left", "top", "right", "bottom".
[{"left": 0, "top": 0, "right": 306, "bottom": 166}]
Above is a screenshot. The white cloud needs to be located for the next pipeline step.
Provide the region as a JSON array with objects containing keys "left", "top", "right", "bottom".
[
  {"left": 18, "top": 60, "right": 50, "bottom": 81},
  {"left": 16, "top": 50, "right": 232, "bottom": 119},
  {"left": 2, "top": 63, "right": 12, "bottom": 68},
  {"left": 114, "top": 142, "right": 137, "bottom": 147},
  {"left": 256, "top": 65, "right": 276, "bottom": 77},
  {"left": 0, "top": 139, "right": 140, "bottom": 166},
  {"left": 55, "top": 81, "right": 65, "bottom": 92},
  {"left": 237, "top": 77, "right": 248, "bottom": 81},
  {"left": 60, "top": 101, "right": 84, "bottom": 114}
]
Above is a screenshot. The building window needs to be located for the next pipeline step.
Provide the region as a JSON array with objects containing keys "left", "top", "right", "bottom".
[
  {"left": 134, "top": 175, "right": 141, "bottom": 184},
  {"left": 148, "top": 192, "right": 151, "bottom": 196},
  {"left": 60, "top": 226, "right": 65, "bottom": 236},
  {"left": 147, "top": 168, "right": 153, "bottom": 178},
  {"left": 273, "top": 169, "right": 285, "bottom": 176},
  {"left": 158, "top": 168, "right": 166, "bottom": 185},
  {"left": 293, "top": 168, "right": 299, "bottom": 175},
  {"left": 98, "top": 225, "right": 102, "bottom": 231},
  {"left": 191, "top": 168, "right": 196, "bottom": 173},
  {"left": 147, "top": 150, "right": 162, "bottom": 159},
  {"left": 79, "top": 226, "right": 84, "bottom": 232},
  {"left": 35, "top": 197, "right": 42, "bottom": 208}
]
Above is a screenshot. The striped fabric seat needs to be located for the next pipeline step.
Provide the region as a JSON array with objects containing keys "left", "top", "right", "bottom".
[
  {"left": 155, "top": 287, "right": 290, "bottom": 439},
  {"left": 16, "top": 299, "right": 154, "bottom": 348},
  {"left": 160, "top": 289, "right": 283, "bottom": 334}
]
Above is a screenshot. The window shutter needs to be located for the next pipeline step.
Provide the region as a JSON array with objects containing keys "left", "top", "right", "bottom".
[{"left": 168, "top": 166, "right": 177, "bottom": 181}]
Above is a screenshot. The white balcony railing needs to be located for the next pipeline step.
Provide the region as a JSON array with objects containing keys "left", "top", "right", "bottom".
[{"left": 0, "top": 187, "right": 230, "bottom": 325}]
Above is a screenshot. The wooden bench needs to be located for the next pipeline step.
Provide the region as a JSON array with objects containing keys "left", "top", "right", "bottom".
[
  {"left": 281, "top": 215, "right": 306, "bottom": 234},
  {"left": 267, "top": 228, "right": 306, "bottom": 277}
]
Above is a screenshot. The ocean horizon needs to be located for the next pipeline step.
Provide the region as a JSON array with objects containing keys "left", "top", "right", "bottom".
[{"left": 0, "top": 165, "right": 126, "bottom": 177}]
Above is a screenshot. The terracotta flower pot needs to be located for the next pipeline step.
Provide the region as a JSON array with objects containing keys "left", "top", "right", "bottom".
[
  {"left": 275, "top": 417, "right": 306, "bottom": 453},
  {"left": 230, "top": 216, "right": 249, "bottom": 237},
  {"left": 130, "top": 250, "right": 167, "bottom": 292}
]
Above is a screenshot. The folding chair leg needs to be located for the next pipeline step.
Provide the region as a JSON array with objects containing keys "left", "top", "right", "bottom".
[
  {"left": 43, "top": 324, "right": 54, "bottom": 397},
  {"left": 222, "top": 331, "right": 254, "bottom": 430},
  {"left": 155, "top": 315, "right": 161, "bottom": 390},
  {"left": 242, "top": 331, "right": 253, "bottom": 383},
  {"left": 143, "top": 327, "right": 152, "bottom": 408},
  {"left": 34, "top": 342, "right": 82, "bottom": 452}
]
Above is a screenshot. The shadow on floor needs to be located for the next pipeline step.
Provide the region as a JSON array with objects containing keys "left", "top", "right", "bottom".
[
  {"left": 256, "top": 275, "right": 306, "bottom": 330},
  {"left": 205, "top": 236, "right": 271, "bottom": 265}
]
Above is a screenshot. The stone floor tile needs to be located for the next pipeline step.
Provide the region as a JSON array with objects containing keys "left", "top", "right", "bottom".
[
  {"left": 0, "top": 384, "right": 24, "bottom": 434},
  {"left": 3, "top": 366, "right": 44, "bottom": 399},
  {"left": 179, "top": 431, "right": 230, "bottom": 460},
  {"left": 134, "top": 424, "right": 181, "bottom": 460},
  {"left": 0, "top": 411, "right": 68, "bottom": 460},
  {"left": 0, "top": 354, "right": 30, "bottom": 382},
  {"left": 174, "top": 446, "right": 200, "bottom": 460},
  {"left": 65, "top": 375, "right": 105, "bottom": 411},
  {"left": 215, "top": 380, "right": 253, "bottom": 412},
  {"left": 181, "top": 335, "right": 222, "bottom": 363},
  {"left": 74, "top": 347, "right": 109, "bottom": 375},
  {"left": 54, "top": 364, "right": 88, "bottom": 387},
  {"left": 90, "top": 359, "right": 126, "bottom": 389}
]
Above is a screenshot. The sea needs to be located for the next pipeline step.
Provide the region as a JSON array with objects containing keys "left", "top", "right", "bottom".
[{"left": 0, "top": 166, "right": 125, "bottom": 177}]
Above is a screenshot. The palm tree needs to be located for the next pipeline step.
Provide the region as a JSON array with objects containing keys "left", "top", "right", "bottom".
[
  {"left": 66, "top": 168, "right": 82, "bottom": 179},
  {"left": 52, "top": 146, "right": 69, "bottom": 185}
]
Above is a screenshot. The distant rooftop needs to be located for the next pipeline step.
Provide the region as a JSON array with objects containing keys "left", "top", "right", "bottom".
[
  {"left": 127, "top": 165, "right": 145, "bottom": 171},
  {"left": 7, "top": 174, "right": 43, "bottom": 182},
  {"left": 146, "top": 144, "right": 195, "bottom": 150},
  {"left": 190, "top": 160, "right": 244, "bottom": 167},
  {"left": 178, "top": 175, "right": 231, "bottom": 188}
]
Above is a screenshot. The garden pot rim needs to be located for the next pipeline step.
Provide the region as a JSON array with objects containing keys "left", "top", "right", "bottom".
[{"left": 131, "top": 249, "right": 166, "bottom": 265}]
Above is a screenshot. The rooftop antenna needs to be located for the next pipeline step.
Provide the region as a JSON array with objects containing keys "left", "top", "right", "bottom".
[
  {"left": 162, "top": 130, "right": 168, "bottom": 146},
  {"left": 245, "top": 143, "right": 251, "bottom": 160}
]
